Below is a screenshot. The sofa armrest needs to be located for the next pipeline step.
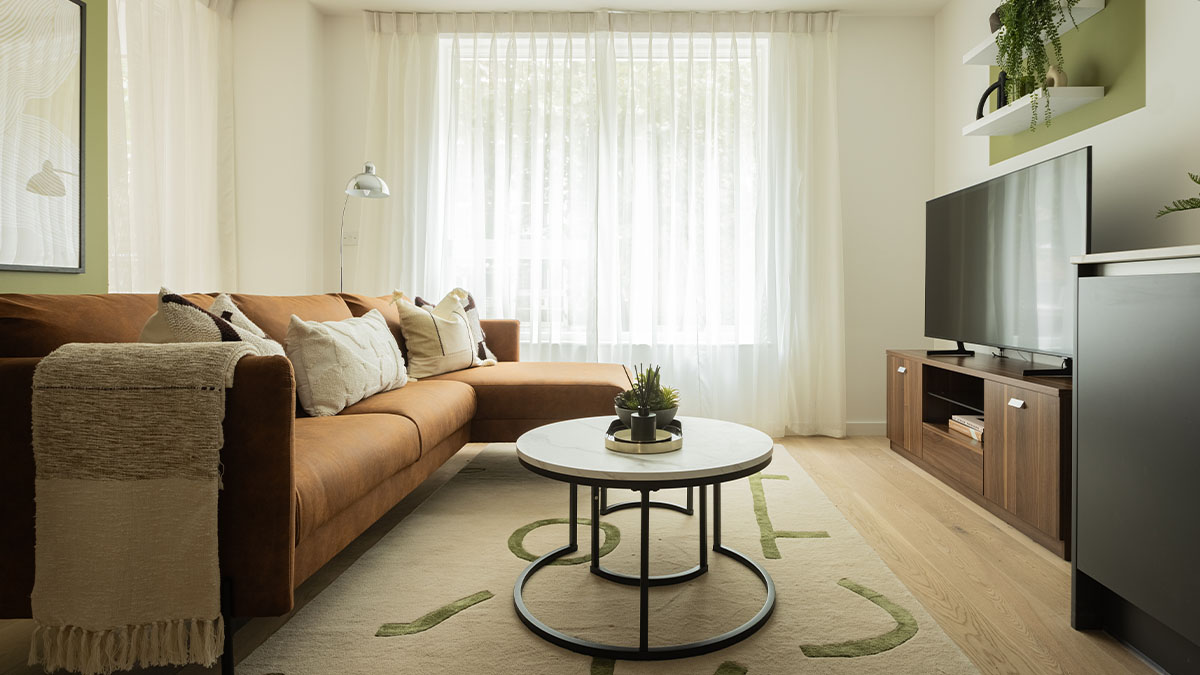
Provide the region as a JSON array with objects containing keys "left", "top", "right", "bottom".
[
  {"left": 220, "top": 355, "right": 297, "bottom": 616},
  {"left": 0, "top": 354, "right": 298, "bottom": 619},
  {"left": 481, "top": 319, "right": 520, "bottom": 362}
]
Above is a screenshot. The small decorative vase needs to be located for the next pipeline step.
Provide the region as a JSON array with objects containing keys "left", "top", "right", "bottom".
[
  {"left": 1044, "top": 66, "right": 1068, "bottom": 88},
  {"left": 976, "top": 70, "right": 1009, "bottom": 120},
  {"left": 989, "top": 8, "right": 1002, "bottom": 33},
  {"left": 629, "top": 411, "right": 657, "bottom": 442}
]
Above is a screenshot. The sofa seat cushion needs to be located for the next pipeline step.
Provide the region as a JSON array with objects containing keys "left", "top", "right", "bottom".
[
  {"left": 229, "top": 294, "right": 352, "bottom": 349},
  {"left": 0, "top": 293, "right": 214, "bottom": 358},
  {"left": 293, "top": 414, "right": 421, "bottom": 544},
  {"left": 427, "top": 362, "right": 627, "bottom": 421},
  {"left": 339, "top": 380, "right": 475, "bottom": 452}
]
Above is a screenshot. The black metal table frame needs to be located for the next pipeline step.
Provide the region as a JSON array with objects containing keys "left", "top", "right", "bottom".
[{"left": 513, "top": 457, "right": 775, "bottom": 660}]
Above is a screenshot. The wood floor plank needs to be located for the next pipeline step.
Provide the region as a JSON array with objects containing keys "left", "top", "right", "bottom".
[
  {"left": 783, "top": 436, "right": 1155, "bottom": 675},
  {"left": 793, "top": 441, "right": 1055, "bottom": 673}
]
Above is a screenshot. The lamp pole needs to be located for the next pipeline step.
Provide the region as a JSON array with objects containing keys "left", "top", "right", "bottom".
[{"left": 339, "top": 162, "right": 390, "bottom": 293}]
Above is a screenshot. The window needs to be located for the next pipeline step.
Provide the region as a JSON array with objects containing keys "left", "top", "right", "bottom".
[{"left": 433, "top": 31, "right": 768, "bottom": 347}]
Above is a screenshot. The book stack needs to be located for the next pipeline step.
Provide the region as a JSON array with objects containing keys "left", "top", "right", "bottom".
[{"left": 949, "top": 414, "right": 985, "bottom": 442}]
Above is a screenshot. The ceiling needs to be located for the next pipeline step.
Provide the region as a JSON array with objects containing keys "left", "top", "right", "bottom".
[{"left": 311, "top": 0, "right": 946, "bottom": 16}]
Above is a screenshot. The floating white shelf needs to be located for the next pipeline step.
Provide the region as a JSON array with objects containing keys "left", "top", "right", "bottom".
[
  {"left": 962, "top": 86, "right": 1104, "bottom": 136},
  {"left": 962, "top": 0, "right": 1105, "bottom": 66}
]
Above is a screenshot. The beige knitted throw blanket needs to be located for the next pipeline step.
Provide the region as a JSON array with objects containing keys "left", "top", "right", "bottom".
[{"left": 28, "top": 342, "right": 255, "bottom": 675}]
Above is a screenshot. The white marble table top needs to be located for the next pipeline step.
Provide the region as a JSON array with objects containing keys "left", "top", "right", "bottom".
[{"left": 516, "top": 416, "right": 774, "bottom": 483}]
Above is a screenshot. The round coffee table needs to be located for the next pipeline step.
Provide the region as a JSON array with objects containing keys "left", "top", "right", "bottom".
[{"left": 513, "top": 415, "right": 775, "bottom": 660}]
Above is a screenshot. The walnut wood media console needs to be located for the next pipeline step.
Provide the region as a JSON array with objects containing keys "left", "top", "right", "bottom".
[{"left": 885, "top": 349, "right": 1071, "bottom": 558}]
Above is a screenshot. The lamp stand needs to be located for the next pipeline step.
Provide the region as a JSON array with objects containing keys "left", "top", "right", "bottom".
[{"left": 339, "top": 193, "right": 349, "bottom": 293}]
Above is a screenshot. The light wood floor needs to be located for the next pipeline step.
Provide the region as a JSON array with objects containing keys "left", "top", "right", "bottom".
[
  {"left": 1, "top": 437, "right": 1156, "bottom": 675},
  {"left": 782, "top": 436, "right": 1156, "bottom": 675}
]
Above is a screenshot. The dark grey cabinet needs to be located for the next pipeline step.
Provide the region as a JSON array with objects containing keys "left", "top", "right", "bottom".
[{"left": 1075, "top": 267, "right": 1200, "bottom": 674}]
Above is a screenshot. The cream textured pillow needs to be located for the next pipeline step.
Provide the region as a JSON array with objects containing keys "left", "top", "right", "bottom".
[
  {"left": 392, "top": 290, "right": 493, "bottom": 378},
  {"left": 140, "top": 288, "right": 285, "bottom": 357},
  {"left": 285, "top": 309, "right": 407, "bottom": 417}
]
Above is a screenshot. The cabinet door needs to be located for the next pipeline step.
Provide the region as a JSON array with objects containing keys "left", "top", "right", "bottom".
[
  {"left": 886, "top": 355, "right": 906, "bottom": 447},
  {"left": 1077, "top": 273, "right": 1200, "bottom": 644},
  {"left": 886, "top": 356, "right": 921, "bottom": 456},
  {"left": 984, "top": 382, "right": 1061, "bottom": 537},
  {"left": 983, "top": 382, "right": 1007, "bottom": 505}
]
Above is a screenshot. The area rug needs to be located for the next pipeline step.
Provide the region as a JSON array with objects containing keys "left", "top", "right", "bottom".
[{"left": 240, "top": 444, "right": 978, "bottom": 675}]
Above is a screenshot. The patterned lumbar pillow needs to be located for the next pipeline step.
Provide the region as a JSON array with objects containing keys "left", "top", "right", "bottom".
[
  {"left": 392, "top": 290, "right": 494, "bottom": 378},
  {"left": 285, "top": 309, "right": 408, "bottom": 416},
  {"left": 139, "top": 288, "right": 285, "bottom": 357},
  {"left": 415, "top": 288, "right": 497, "bottom": 364}
]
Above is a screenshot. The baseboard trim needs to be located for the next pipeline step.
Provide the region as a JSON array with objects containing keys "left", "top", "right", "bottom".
[{"left": 846, "top": 422, "right": 886, "bottom": 436}]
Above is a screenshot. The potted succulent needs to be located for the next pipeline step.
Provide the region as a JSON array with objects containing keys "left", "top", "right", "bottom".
[
  {"left": 615, "top": 364, "right": 680, "bottom": 430},
  {"left": 993, "top": 0, "right": 1080, "bottom": 131}
]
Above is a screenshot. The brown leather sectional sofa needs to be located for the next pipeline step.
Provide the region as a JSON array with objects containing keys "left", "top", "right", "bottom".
[{"left": 0, "top": 292, "right": 628, "bottom": 619}]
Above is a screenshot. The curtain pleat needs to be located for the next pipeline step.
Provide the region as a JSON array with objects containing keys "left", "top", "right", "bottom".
[
  {"left": 358, "top": 11, "right": 845, "bottom": 437},
  {"left": 107, "top": 0, "right": 237, "bottom": 293}
]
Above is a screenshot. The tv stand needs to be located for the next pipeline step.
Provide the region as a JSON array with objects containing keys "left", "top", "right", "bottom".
[
  {"left": 886, "top": 349, "right": 1071, "bottom": 558},
  {"left": 1024, "top": 357, "right": 1072, "bottom": 378},
  {"left": 926, "top": 341, "right": 975, "bottom": 357}
]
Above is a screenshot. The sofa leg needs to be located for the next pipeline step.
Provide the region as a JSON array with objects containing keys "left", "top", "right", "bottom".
[{"left": 221, "top": 578, "right": 235, "bottom": 675}]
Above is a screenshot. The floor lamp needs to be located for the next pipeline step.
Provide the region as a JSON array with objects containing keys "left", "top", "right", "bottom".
[{"left": 340, "top": 162, "right": 390, "bottom": 292}]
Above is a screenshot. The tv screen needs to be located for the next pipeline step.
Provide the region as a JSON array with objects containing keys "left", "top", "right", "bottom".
[{"left": 925, "top": 147, "right": 1090, "bottom": 357}]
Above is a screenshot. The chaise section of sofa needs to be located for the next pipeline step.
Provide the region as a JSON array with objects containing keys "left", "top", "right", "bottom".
[{"left": 0, "top": 291, "right": 628, "bottom": 621}]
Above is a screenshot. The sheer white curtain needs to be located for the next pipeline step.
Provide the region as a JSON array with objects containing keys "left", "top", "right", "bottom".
[
  {"left": 358, "top": 11, "right": 844, "bottom": 437},
  {"left": 107, "top": 0, "right": 237, "bottom": 293}
]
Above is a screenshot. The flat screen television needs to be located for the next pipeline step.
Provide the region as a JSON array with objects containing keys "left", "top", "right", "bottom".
[{"left": 925, "top": 147, "right": 1091, "bottom": 359}]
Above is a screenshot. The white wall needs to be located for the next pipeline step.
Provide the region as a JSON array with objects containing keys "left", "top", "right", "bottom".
[
  {"left": 838, "top": 15, "right": 936, "bottom": 435},
  {"left": 322, "top": 14, "right": 372, "bottom": 293},
  {"left": 233, "top": 0, "right": 328, "bottom": 293},
  {"left": 934, "top": 0, "right": 1200, "bottom": 253}
]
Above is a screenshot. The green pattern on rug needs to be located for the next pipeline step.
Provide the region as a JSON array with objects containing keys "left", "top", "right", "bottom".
[
  {"left": 375, "top": 590, "right": 494, "bottom": 637},
  {"left": 590, "top": 658, "right": 747, "bottom": 674},
  {"left": 750, "top": 473, "right": 829, "bottom": 558},
  {"left": 238, "top": 445, "right": 979, "bottom": 675},
  {"left": 509, "top": 517, "right": 621, "bottom": 566},
  {"left": 799, "top": 579, "right": 918, "bottom": 657}
]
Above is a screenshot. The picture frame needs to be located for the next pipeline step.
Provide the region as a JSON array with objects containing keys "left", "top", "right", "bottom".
[{"left": 0, "top": 0, "right": 86, "bottom": 274}]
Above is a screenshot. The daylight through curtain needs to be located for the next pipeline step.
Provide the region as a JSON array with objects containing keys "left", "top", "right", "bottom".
[
  {"left": 107, "top": 0, "right": 237, "bottom": 292},
  {"left": 358, "top": 11, "right": 845, "bottom": 436}
]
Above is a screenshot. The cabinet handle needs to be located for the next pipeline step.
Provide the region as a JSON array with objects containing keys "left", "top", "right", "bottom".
[
  {"left": 897, "top": 366, "right": 907, "bottom": 374},
  {"left": 1007, "top": 397, "right": 1026, "bottom": 409}
]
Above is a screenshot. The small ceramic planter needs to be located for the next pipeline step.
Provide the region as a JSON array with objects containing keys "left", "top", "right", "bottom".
[{"left": 615, "top": 405, "right": 678, "bottom": 429}]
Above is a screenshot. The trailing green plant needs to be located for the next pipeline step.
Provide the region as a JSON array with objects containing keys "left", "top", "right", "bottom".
[
  {"left": 616, "top": 364, "right": 680, "bottom": 412},
  {"left": 995, "top": 0, "right": 1079, "bottom": 131},
  {"left": 1156, "top": 173, "right": 1200, "bottom": 218}
]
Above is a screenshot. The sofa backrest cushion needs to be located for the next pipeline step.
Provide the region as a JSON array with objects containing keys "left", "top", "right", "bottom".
[
  {"left": 338, "top": 294, "right": 408, "bottom": 359},
  {"left": 0, "top": 293, "right": 215, "bottom": 358},
  {"left": 229, "top": 294, "right": 352, "bottom": 350}
]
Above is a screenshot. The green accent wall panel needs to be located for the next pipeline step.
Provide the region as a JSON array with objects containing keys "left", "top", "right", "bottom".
[
  {"left": 0, "top": 0, "right": 107, "bottom": 294},
  {"left": 988, "top": 0, "right": 1145, "bottom": 164}
]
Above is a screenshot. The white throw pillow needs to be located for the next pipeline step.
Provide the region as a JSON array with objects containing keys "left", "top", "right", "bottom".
[
  {"left": 392, "top": 290, "right": 493, "bottom": 378},
  {"left": 286, "top": 309, "right": 408, "bottom": 417},
  {"left": 139, "top": 288, "right": 285, "bottom": 357},
  {"left": 415, "top": 288, "right": 497, "bottom": 364}
]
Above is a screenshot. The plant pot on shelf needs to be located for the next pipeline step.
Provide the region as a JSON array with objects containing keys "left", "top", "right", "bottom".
[{"left": 615, "top": 405, "right": 678, "bottom": 429}]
